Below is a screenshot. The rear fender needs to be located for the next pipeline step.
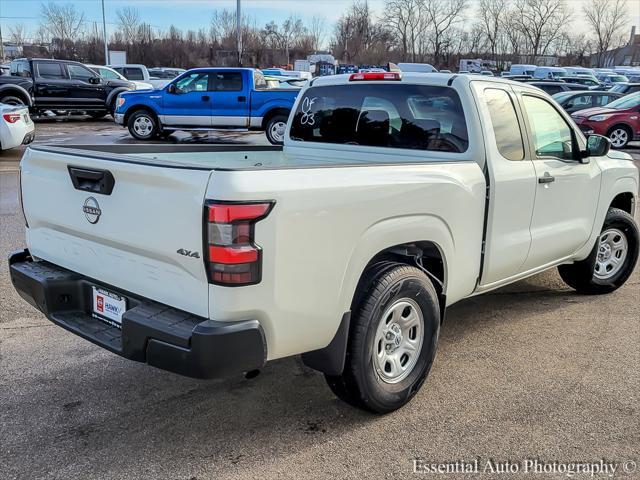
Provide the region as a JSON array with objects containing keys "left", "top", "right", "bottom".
[{"left": 0, "top": 84, "right": 33, "bottom": 106}]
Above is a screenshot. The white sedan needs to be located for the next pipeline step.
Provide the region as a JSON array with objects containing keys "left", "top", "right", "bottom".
[{"left": 0, "top": 103, "right": 35, "bottom": 152}]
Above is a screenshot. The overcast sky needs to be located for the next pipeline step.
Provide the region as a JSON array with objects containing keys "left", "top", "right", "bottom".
[{"left": 2, "top": 0, "right": 639, "bottom": 45}]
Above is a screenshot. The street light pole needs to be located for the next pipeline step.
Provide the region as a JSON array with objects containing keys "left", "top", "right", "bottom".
[
  {"left": 101, "top": 0, "right": 108, "bottom": 64},
  {"left": 236, "top": 0, "right": 242, "bottom": 66}
]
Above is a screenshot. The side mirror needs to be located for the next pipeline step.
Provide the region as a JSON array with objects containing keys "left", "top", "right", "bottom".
[
  {"left": 89, "top": 76, "right": 101, "bottom": 84},
  {"left": 581, "top": 134, "right": 610, "bottom": 160},
  {"left": 167, "top": 83, "right": 176, "bottom": 94}
]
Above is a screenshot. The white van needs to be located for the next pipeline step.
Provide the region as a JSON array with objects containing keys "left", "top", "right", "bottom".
[
  {"left": 397, "top": 63, "right": 438, "bottom": 73},
  {"left": 509, "top": 64, "right": 536, "bottom": 76},
  {"left": 564, "top": 67, "right": 595, "bottom": 77},
  {"left": 533, "top": 66, "right": 568, "bottom": 80}
]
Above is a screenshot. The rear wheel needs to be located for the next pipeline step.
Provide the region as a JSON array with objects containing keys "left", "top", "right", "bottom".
[
  {"left": 0, "top": 95, "right": 26, "bottom": 106},
  {"left": 265, "top": 114, "right": 288, "bottom": 145},
  {"left": 558, "top": 208, "right": 639, "bottom": 294},
  {"left": 607, "top": 125, "right": 631, "bottom": 149},
  {"left": 127, "top": 110, "right": 158, "bottom": 140},
  {"left": 325, "top": 264, "right": 440, "bottom": 413}
]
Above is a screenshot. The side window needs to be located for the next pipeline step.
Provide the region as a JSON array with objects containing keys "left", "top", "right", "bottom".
[
  {"left": 254, "top": 71, "right": 267, "bottom": 90},
  {"left": 594, "top": 95, "right": 612, "bottom": 106},
  {"left": 175, "top": 73, "right": 209, "bottom": 93},
  {"left": 484, "top": 88, "right": 525, "bottom": 161},
  {"left": 36, "top": 62, "right": 65, "bottom": 79},
  {"left": 67, "top": 64, "right": 95, "bottom": 81},
  {"left": 124, "top": 68, "right": 144, "bottom": 80},
  {"left": 98, "top": 68, "right": 119, "bottom": 79},
  {"left": 522, "top": 95, "right": 574, "bottom": 161},
  {"left": 212, "top": 72, "right": 243, "bottom": 91},
  {"left": 112, "top": 67, "right": 124, "bottom": 75}
]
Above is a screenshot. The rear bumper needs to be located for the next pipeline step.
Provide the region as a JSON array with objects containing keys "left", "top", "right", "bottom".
[
  {"left": 22, "top": 130, "right": 35, "bottom": 145},
  {"left": 8, "top": 249, "right": 266, "bottom": 379}
]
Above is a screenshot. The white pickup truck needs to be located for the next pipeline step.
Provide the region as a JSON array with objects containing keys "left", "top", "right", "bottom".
[{"left": 10, "top": 73, "right": 639, "bottom": 413}]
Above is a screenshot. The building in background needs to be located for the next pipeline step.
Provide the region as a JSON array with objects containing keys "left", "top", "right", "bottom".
[{"left": 590, "top": 26, "right": 640, "bottom": 68}]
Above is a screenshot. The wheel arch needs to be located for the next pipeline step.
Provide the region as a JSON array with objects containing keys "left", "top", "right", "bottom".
[
  {"left": 0, "top": 84, "right": 33, "bottom": 106},
  {"left": 106, "top": 88, "right": 131, "bottom": 110},
  {"left": 607, "top": 122, "right": 633, "bottom": 137},
  {"left": 123, "top": 104, "right": 159, "bottom": 126},
  {"left": 261, "top": 107, "right": 291, "bottom": 130},
  {"left": 610, "top": 191, "right": 636, "bottom": 216}
]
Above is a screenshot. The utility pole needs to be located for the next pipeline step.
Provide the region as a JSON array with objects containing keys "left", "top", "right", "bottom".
[
  {"left": 101, "top": 0, "right": 108, "bottom": 64},
  {"left": 0, "top": 21, "right": 4, "bottom": 63},
  {"left": 236, "top": 0, "right": 242, "bottom": 66}
]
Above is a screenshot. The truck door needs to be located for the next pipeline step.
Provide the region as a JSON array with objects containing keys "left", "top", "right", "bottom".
[
  {"left": 517, "top": 92, "right": 601, "bottom": 271},
  {"left": 471, "top": 82, "right": 538, "bottom": 286},
  {"left": 162, "top": 71, "right": 212, "bottom": 127},
  {"left": 66, "top": 63, "right": 105, "bottom": 108},
  {"left": 32, "top": 61, "right": 71, "bottom": 109},
  {"left": 210, "top": 70, "right": 250, "bottom": 127}
]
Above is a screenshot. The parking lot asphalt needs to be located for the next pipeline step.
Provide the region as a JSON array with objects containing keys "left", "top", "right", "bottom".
[{"left": 0, "top": 119, "right": 639, "bottom": 480}]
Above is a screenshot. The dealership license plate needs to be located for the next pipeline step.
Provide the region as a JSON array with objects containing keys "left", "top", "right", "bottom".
[{"left": 92, "top": 286, "right": 127, "bottom": 327}]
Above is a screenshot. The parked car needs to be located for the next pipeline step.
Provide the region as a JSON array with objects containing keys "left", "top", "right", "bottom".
[
  {"left": 10, "top": 73, "right": 639, "bottom": 413},
  {"left": 505, "top": 74, "right": 533, "bottom": 82},
  {"left": 440, "top": 69, "right": 452, "bottom": 74},
  {"left": 552, "top": 90, "right": 623, "bottom": 114},
  {"left": 527, "top": 81, "right": 585, "bottom": 95},
  {"left": 564, "top": 67, "right": 595, "bottom": 77},
  {"left": 114, "top": 68, "right": 299, "bottom": 144},
  {"left": 0, "top": 64, "right": 10, "bottom": 76},
  {"left": 509, "top": 64, "right": 536, "bottom": 76},
  {"left": 148, "top": 67, "right": 186, "bottom": 80},
  {"left": 397, "top": 63, "right": 438, "bottom": 73},
  {"left": 594, "top": 73, "right": 629, "bottom": 89},
  {"left": 571, "top": 91, "right": 640, "bottom": 148},
  {"left": 0, "top": 103, "right": 34, "bottom": 151},
  {"left": 533, "top": 66, "right": 568, "bottom": 80},
  {"left": 108, "top": 64, "right": 171, "bottom": 89},
  {"left": 0, "top": 58, "right": 133, "bottom": 117},
  {"left": 480, "top": 70, "right": 493, "bottom": 76},
  {"left": 561, "top": 76, "right": 601, "bottom": 88},
  {"left": 608, "top": 83, "right": 640, "bottom": 96},
  {"left": 87, "top": 64, "right": 153, "bottom": 90}
]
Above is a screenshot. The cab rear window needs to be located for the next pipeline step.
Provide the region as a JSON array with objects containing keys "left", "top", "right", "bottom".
[{"left": 290, "top": 84, "right": 468, "bottom": 153}]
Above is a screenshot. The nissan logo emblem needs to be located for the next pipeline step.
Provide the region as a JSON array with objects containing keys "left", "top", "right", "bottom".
[{"left": 83, "top": 197, "right": 101, "bottom": 224}]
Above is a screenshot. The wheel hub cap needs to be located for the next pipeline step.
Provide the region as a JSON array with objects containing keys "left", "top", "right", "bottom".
[
  {"left": 594, "top": 228, "right": 628, "bottom": 280},
  {"left": 373, "top": 299, "right": 424, "bottom": 384}
]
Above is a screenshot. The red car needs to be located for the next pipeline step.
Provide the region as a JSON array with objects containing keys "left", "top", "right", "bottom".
[{"left": 571, "top": 92, "right": 640, "bottom": 149}]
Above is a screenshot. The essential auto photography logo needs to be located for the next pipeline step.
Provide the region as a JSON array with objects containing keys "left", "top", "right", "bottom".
[
  {"left": 412, "top": 458, "right": 637, "bottom": 477},
  {"left": 82, "top": 197, "right": 102, "bottom": 224}
]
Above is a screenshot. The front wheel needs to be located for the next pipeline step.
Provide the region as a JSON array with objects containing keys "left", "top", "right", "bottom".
[
  {"left": 265, "top": 114, "right": 288, "bottom": 145},
  {"left": 608, "top": 126, "right": 631, "bottom": 149},
  {"left": 325, "top": 264, "right": 440, "bottom": 413},
  {"left": 558, "top": 208, "right": 639, "bottom": 294},
  {"left": 127, "top": 110, "right": 158, "bottom": 140}
]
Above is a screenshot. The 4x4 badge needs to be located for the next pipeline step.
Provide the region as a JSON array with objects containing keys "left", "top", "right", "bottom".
[{"left": 177, "top": 249, "right": 200, "bottom": 259}]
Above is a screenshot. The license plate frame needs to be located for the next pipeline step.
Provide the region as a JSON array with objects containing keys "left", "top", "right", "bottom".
[{"left": 92, "top": 286, "right": 127, "bottom": 328}]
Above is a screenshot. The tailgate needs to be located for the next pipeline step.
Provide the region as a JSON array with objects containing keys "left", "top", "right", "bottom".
[{"left": 20, "top": 147, "right": 212, "bottom": 317}]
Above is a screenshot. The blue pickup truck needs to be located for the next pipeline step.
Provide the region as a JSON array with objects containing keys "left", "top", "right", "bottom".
[{"left": 113, "top": 68, "right": 299, "bottom": 144}]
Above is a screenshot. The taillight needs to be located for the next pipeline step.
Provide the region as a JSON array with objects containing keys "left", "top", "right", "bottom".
[
  {"left": 349, "top": 72, "right": 402, "bottom": 81},
  {"left": 204, "top": 201, "right": 274, "bottom": 286},
  {"left": 3, "top": 113, "right": 21, "bottom": 123}
]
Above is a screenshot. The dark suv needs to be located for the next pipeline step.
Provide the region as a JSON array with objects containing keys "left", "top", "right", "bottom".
[{"left": 0, "top": 58, "right": 133, "bottom": 118}]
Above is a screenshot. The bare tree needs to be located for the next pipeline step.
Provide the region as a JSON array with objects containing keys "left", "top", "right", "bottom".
[
  {"left": 263, "top": 16, "right": 305, "bottom": 65},
  {"left": 583, "top": 0, "right": 628, "bottom": 67},
  {"left": 423, "top": 0, "right": 468, "bottom": 66},
  {"left": 308, "top": 16, "right": 326, "bottom": 52},
  {"left": 40, "top": 2, "right": 85, "bottom": 43},
  {"left": 9, "top": 23, "right": 28, "bottom": 46},
  {"left": 116, "top": 7, "right": 141, "bottom": 45},
  {"left": 385, "top": 0, "right": 427, "bottom": 61},
  {"left": 511, "top": 0, "right": 571, "bottom": 59},
  {"left": 478, "top": 0, "right": 505, "bottom": 65}
]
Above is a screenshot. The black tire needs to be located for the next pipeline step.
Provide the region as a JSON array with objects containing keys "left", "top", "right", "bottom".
[
  {"left": 127, "top": 110, "right": 158, "bottom": 140},
  {"left": 558, "top": 208, "right": 639, "bottom": 294},
  {"left": 0, "top": 95, "right": 26, "bottom": 106},
  {"left": 88, "top": 111, "right": 108, "bottom": 119},
  {"left": 265, "top": 114, "right": 288, "bottom": 145},
  {"left": 607, "top": 125, "right": 632, "bottom": 149},
  {"left": 325, "top": 264, "right": 440, "bottom": 413}
]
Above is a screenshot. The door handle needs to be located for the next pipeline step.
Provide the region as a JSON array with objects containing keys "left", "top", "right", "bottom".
[
  {"left": 68, "top": 166, "right": 115, "bottom": 195},
  {"left": 237, "top": 96, "right": 246, "bottom": 102},
  {"left": 201, "top": 95, "right": 210, "bottom": 101},
  {"left": 538, "top": 172, "right": 555, "bottom": 184}
]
